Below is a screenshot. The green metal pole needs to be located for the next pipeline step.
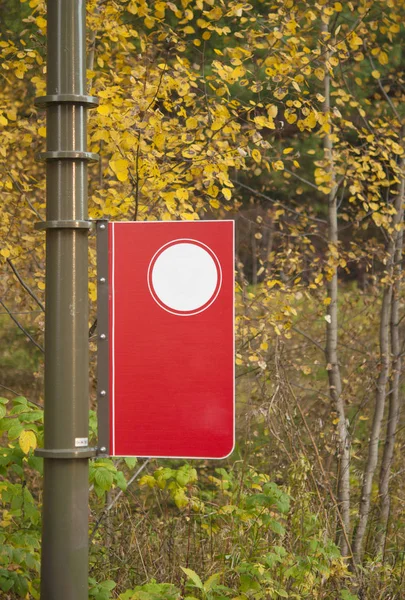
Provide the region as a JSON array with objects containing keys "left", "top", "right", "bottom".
[{"left": 34, "top": 1, "right": 99, "bottom": 598}]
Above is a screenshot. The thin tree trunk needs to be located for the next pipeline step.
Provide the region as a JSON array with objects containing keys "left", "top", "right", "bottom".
[
  {"left": 375, "top": 156, "right": 405, "bottom": 555},
  {"left": 322, "top": 21, "right": 350, "bottom": 557},
  {"left": 87, "top": 2, "right": 101, "bottom": 73},
  {"left": 352, "top": 157, "right": 404, "bottom": 563},
  {"left": 352, "top": 283, "right": 392, "bottom": 564},
  {"left": 252, "top": 223, "right": 258, "bottom": 286}
]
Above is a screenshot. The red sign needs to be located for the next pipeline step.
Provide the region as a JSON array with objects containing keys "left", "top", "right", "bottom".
[{"left": 108, "top": 221, "right": 234, "bottom": 458}]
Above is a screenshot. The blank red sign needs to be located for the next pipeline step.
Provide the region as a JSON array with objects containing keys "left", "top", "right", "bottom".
[{"left": 109, "top": 221, "right": 234, "bottom": 458}]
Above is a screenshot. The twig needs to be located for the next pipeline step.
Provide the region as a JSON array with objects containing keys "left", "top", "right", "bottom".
[
  {"left": 89, "top": 458, "right": 150, "bottom": 542},
  {"left": 231, "top": 179, "right": 326, "bottom": 224},
  {"left": 0, "top": 300, "right": 44, "bottom": 353},
  {"left": 7, "top": 259, "right": 45, "bottom": 312},
  {"left": 0, "top": 383, "right": 43, "bottom": 408},
  {"left": 287, "top": 380, "right": 358, "bottom": 573},
  {"left": 89, "top": 319, "right": 97, "bottom": 337},
  {"left": 284, "top": 168, "right": 319, "bottom": 191},
  {"left": 292, "top": 325, "right": 325, "bottom": 354},
  {"left": 365, "top": 44, "right": 401, "bottom": 122},
  {"left": 6, "top": 170, "right": 44, "bottom": 221}
]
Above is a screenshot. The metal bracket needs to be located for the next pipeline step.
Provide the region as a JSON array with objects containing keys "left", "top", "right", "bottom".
[
  {"left": 35, "top": 94, "right": 99, "bottom": 108},
  {"left": 34, "top": 220, "right": 94, "bottom": 231},
  {"left": 36, "top": 151, "right": 99, "bottom": 162},
  {"left": 96, "top": 220, "right": 110, "bottom": 456},
  {"left": 35, "top": 447, "right": 97, "bottom": 459}
]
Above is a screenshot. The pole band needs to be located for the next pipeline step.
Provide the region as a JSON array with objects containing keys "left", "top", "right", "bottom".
[
  {"left": 35, "top": 448, "right": 97, "bottom": 459},
  {"left": 35, "top": 94, "right": 99, "bottom": 108},
  {"left": 36, "top": 151, "right": 99, "bottom": 162},
  {"left": 35, "top": 220, "right": 94, "bottom": 231}
]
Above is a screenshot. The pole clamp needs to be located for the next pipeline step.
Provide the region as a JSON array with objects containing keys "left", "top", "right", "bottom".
[
  {"left": 36, "top": 151, "right": 99, "bottom": 162},
  {"left": 35, "top": 220, "right": 94, "bottom": 231},
  {"left": 35, "top": 447, "right": 97, "bottom": 459},
  {"left": 35, "top": 94, "right": 99, "bottom": 108}
]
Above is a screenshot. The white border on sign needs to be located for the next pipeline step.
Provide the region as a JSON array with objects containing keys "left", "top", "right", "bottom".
[
  {"left": 110, "top": 220, "right": 235, "bottom": 460},
  {"left": 111, "top": 222, "right": 116, "bottom": 456},
  {"left": 147, "top": 238, "right": 223, "bottom": 316}
]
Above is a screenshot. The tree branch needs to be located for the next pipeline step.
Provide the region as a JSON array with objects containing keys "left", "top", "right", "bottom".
[
  {"left": 7, "top": 259, "right": 45, "bottom": 312},
  {"left": 0, "top": 300, "right": 44, "bottom": 354}
]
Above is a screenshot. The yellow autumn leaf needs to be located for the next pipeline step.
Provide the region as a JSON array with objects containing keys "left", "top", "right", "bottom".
[
  {"left": 38, "top": 127, "right": 46, "bottom": 138},
  {"left": 314, "top": 68, "right": 325, "bottom": 81},
  {"left": 19, "top": 430, "right": 37, "bottom": 454},
  {"left": 304, "top": 112, "right": 317, "bottom": 129},
  {"left": 274, "top": 88, "right": 287, "bottom": 100},
  {"left": 97, "top": 104, "right": 112, "bottom": 116},
  {"left": 175, "top": 189, "right": 189, "bottom": 201},
  {"left": 222, "top": 188, "right": 232, "bottom": 201},
  {"left": 110, "top": 159, "right": 128, "bottom": 173},
  {"left": 186, "top": 117, "right": 198, "bottom": 129},
  {"left": 110, "top": 159, "right": 129, "bottom": 182},
  {"left": 252, "top": 149, "right": 261, "bottom": 163},
  {"left": 285, "top": 109, "right": 297, "bottom": 124},
  {"left": 207, "top": 184, "right": 219, "bottom": 198},
  {"left": 391, "top": 142, "right": 404, "bottom": 155},
  {"left": 116, "top": 170, "right": 129, "bottom": 182},
  {"left": 378, "top": 52, "right": 389, "bottom": 65},
  {"left": 180, "top": 212, "right": 198, "bottom": 220},
  {"left": 211, "top": 119, "right": 224, "bottom": 131},
  {"left": 267, "top": 105, "right": 278, "bottom": 118},
  {"left": 272, "top": 160, "right": 284, "bottom": 171},
  {"left": 283, "top": 147, "right": 294, "bottom": 155},
  {"left": 154, "top": 133, "right": 165, "bottom": 151},
  {"left": 35, "top": 16, "right": 47, "bottom": 29},
  {"left": 372, "top": 212, "right": 384, "bottom": 227},
  {"left": 1, "top": 248, "right": 11, "bottom": 258},
  {"left": 371, "top": 70, "right": 381, "bottom": 79},
  {"left": 0, "top": 114, "right": 8, "bottom": 126}
]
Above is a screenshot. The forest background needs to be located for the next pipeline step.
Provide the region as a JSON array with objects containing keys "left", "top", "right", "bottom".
[{"left": 0, "top": 0, "right": 404, "bottom": 598}]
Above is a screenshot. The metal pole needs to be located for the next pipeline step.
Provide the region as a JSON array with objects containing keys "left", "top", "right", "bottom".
[{"left": 34, "top": 1, "right": 98, "bottom": 598}]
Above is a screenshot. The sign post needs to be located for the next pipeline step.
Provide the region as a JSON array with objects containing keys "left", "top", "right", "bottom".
[
  {"left": 34, "top": 1, "right": 98, "bottom": 598},
  {"left": 97, "top": 221, "right": 235, "bottom": 459}
]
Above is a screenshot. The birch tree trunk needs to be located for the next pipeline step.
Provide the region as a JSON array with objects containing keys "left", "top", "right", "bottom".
[
  {"left": 375, "top": 156, "right": 405, "bottom": 555},
  {"left": 352, "top": 159, "right": 404, "bottom": 563},
  {"left": 322, "top": 22, "right": 350, "bottom": 558}
]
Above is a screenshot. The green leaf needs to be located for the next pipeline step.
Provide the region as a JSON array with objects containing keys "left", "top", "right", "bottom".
[
  {"left": 175, "top": 465, "right": 197, "bottom": 487},
  {"left": 115, "top": 470, "right": 127, "bottom": 491},
  {"left": 269, "top": 519, "right": 286, "bottom": 536},
  {"left": 341, "top": 591, "right": 359, "bottom": 600},
  {"left": 12, "top": 396, "right": 28, "bottom": 406},
  {"left": 95, "top": 468, "right": 114, "bottom": 491},
  {"left": 124, "top": 457, "right": 137, "bottom": 469},
  {"left": 101, "top": 580, "right": 117, "bottom": 591},
  {"left": 8, "top": 421, "right": 24, "bottom": 440},
  {"left": 204, "top": 572, "right": 221, "bottom": 591},
  {"left": 180, "top": 567, "right": 204, "bottom": 589},
  {"left": 27, "top": 455, "right": 44, "bottom": 475},
  {"left": 173, "top": 487, "right": 188, "bottom": 509}
]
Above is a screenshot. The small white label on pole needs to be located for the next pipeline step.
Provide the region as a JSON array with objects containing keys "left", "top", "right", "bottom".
[{"left": 75, "top": 437, "right": 88, "bottom": 447}]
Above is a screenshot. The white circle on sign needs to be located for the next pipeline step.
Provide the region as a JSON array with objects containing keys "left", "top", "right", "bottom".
[{"left": 147, "top": 239, "right": 222, "bottom": 316}]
